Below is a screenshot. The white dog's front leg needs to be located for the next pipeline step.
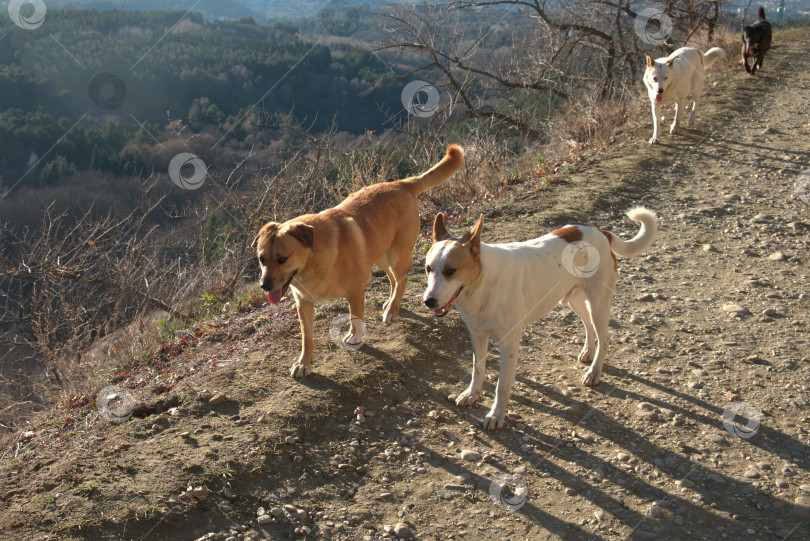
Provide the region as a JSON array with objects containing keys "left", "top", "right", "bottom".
[
  {"left": 670, "top": 101, "right": 683, "bottom": 134},
  {"left": 649, "top": 102, "right": 661, "bottom": 144},
  {"left": 483, "top": 339, "right": 520, "bottom": 431},
  {"left": 456, "top": 331, "right": 488, "bottom": 407}
]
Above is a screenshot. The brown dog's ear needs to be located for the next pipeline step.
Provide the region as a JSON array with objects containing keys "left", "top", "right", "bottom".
[
  {"left": 646, "top": 55, "right": 654, "bottom": 68},
  {"left": 433, "top": 213, "right": 450, "bottom": 242},
  {"left": 464, "top": 215, "right": 484, "bottom": 257},
  {"left": 253, "top": 222, "right": 279, "bottom": 248},
  {"left": 287, "top": 222, "right": 314, "bottom": 248}
]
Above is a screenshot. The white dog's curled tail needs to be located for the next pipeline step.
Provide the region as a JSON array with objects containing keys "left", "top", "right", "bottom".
[
  {"left": 703, "top": 47, "right": 726, "bottom": 67},
  {"left": 609, "top": 207, "right": 658, "bottom": 258}
]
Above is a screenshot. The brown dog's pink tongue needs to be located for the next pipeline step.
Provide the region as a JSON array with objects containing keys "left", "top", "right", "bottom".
[{"left": 267, "top": 289, "right": 283, "bottom": 305}]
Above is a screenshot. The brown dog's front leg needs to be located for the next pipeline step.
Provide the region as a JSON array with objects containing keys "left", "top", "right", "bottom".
[
  {"left": 291, "top": 299, "right": 315, "bottom": 378},
  {"left": 343, "top": 291, "right": 367, "bottom": 347}
]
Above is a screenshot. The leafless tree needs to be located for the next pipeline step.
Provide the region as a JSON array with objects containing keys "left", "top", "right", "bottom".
[{"left": 369, "top": 1, "right": 726, "bottom": 140}]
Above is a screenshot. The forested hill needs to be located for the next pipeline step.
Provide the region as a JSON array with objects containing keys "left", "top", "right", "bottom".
[{"left": 0, "top": 9, "right": 395, "bottom": 189}]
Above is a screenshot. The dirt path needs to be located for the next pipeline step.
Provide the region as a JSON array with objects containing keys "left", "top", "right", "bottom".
[{"left": 1, "top": 29, "right": 809, "bottom": 541}]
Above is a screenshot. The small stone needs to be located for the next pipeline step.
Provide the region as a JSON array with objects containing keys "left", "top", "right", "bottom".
[
  {"left": 751, "top": 213, "right": 773, "bottom": 224},
  {"left": 270, "top": 507, "right": 283, "bottom": 517},
  {"left": 702, "top": 244, "right": 717, "bottom": 252},
  {"left": 776, "top": 479, "right": 788, "bottom": 489},
  {"left": 630, "top": 314, "right": 647, "bottom": 324},
  {"left": 460, "top": 450, "right": 481, "bottom": 462},
  {"left": 616, "top": 452, "right": 631, "bottom": 462},
  {"left": 209, "top": 392, "right": 227, "bottom": 406},
  {"left": 692, "top": 369, "right": 708, "bottom": 377},
  {"left": 705, "top": 473, "right": 725, "bottom": 486},
  {"left": 722, "top": 304, "right": 746, "bottom": 314},
  {"left": 284, "top": 436, "right": 298, "bottom": 444},
  {"left": 744, "top": 468, "right": 761, "bottom": 479},
  {"left": 636, "top": 293, "right": 655, "bottom": 302},
  {"left": 393, "top": 523, "right": 413, "bottom": 538},
  {"left": 257, "top": 515, "right": 272, "bottom": 525},
  {"left": 706, "top": 433, "right": 724, "bottom": 444},
  {"left": 594, "top": 510, "right": 605, "bottom": 522},
  {"left": 767, "top": 251, "right": 784, "bottom": 261},
  {"left": 762, "top": 308, "right": 777, "bottom": 316}
]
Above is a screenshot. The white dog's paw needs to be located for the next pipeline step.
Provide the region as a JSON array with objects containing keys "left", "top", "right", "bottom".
[
  {"left": 577, "top": 348, "right": 593, "bottom": 365},
  {"left": 455, "top": 387, "right": 480, "bottom": 407},
  {"left": 581, "top": 368, "right": 601, "bottom": 386},
  {"left": 482, "top": 410, "right": 505, "bottom": 431},
  {"left": 649, "top": 136, "right": 658, "bottom": 144},
  {"left": 669, "top": 125, "right": 679, "bottom": 135},
  {"left": 290, "top": 361, "right": 311, "bottom": 378}
]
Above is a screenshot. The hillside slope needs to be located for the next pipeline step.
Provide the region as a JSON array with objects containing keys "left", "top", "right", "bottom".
[{"left": 1, "top": 29, "right": 809, "bottom": 541}]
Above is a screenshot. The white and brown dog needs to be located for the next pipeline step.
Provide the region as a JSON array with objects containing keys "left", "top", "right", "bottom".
[
  {"left": 644, "top": 46, "right": 725, "bottom": 144},
  {"left": 253, "top": 145, "right": 463, "bottom": 378},
  {"left": 422, "top": 208, "right": 658, "bottom": 430}
]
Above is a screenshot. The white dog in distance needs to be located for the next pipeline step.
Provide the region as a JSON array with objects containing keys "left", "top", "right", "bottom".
[{"left": 644, "top": 46, "right": 725, "bottom": 144}]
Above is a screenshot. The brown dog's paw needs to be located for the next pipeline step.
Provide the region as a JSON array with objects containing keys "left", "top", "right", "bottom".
[{"left": 290, "top": 361, "right": 311, "bottom": 378}]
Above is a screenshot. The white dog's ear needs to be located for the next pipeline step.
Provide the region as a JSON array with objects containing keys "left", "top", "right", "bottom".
[
  {"left": 464, "top": 214, "right": 484, "bottom": 257},
  {"left": 287, "top": 222, "right": 314, "bottom": 248},
  {"left": 666, "top": 56, "right": 676, "bottom": 67},
  {"left": 646, "top": 55, "right": 654, "bottom": 68},
  {"left": 433, "top": 213, "right": 450, "bottom": 242}
]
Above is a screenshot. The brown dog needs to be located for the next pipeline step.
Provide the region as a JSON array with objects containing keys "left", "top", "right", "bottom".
[{"left": 252, "top": 145, "right": 464, "bottom": 377}]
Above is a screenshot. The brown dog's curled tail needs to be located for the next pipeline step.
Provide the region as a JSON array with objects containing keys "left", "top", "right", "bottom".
[{"left": 402, "top": 144, "right": 464, "bottom": 196}]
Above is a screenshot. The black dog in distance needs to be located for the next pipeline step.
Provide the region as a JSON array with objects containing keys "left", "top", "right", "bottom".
[{"left": 742, "top": 7, "right": 772, "bottom": 75}]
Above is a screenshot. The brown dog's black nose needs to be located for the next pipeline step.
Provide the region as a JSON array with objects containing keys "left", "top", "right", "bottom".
[
  {"left": 260, "top": 280, "right": 272, "bottom": 291},
  {"left": 424, "top": 298, "right": 438, "bottom": 309}
]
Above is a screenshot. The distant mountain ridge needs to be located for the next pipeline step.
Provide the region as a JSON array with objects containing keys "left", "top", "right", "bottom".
[{"left": 46, "top": 0, "right": 396, "bottom": 20}]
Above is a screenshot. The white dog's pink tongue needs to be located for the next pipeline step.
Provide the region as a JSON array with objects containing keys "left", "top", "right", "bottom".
[
  {"left": 266, "top": 289, "right": 283, "bottom": 305},
  {"left": 655, "top": 94, "right": 663, "bottom": 103}
]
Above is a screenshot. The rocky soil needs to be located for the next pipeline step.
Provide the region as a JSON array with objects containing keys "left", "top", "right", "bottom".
[{"left": 1, "top": 29, "right": 809, "bottom": 541}]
